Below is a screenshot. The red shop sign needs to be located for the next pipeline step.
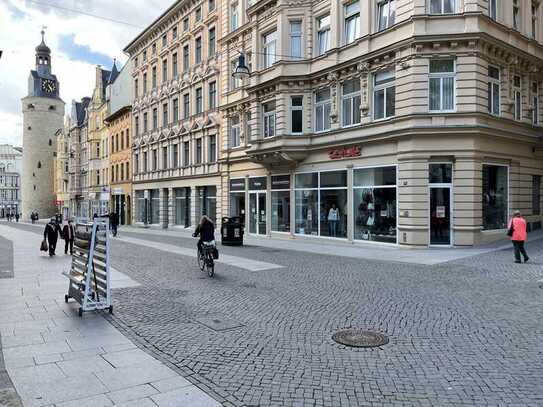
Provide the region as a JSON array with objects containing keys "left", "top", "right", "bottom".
[{"left": 328, "top": 146, "right": 361, "bottom": 160}]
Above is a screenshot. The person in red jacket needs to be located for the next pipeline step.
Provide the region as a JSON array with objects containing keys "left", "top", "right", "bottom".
[{"left": 508, "top": 210, "right": 529, "bottom": 264}]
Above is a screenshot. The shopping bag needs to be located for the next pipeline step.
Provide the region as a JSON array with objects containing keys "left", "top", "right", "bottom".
[{"left": 40, "top": 239, "right": 48, "bottom": 252}]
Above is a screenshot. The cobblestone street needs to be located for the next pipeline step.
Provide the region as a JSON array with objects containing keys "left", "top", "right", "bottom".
[{"left": 4, "top": 222, "right": 543, "bottom": 406}]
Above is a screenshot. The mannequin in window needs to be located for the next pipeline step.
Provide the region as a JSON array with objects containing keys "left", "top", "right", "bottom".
[{"left": 328, "top": 203, "right": 339, "bottom": 237}]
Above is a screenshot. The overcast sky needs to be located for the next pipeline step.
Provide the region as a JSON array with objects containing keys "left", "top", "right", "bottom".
[{"left": 0, "top": 0, "right": 172, "bottom": 147}]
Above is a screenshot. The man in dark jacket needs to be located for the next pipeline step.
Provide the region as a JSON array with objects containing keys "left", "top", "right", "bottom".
[
  {"left": 62, "top": 220, "right": 75, "bottom": 255},
  {"left": 110, "top": 212, "right": 119, "bottom": 237},
  {"left": 44, "top": 218, "right": 61, "bottom": 256}
]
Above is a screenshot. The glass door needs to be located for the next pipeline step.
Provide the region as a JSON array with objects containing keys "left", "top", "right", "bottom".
[
  {"left": 430, "top": 187, "right": 451, "bottom": 245},
  {"left": 249, "top": 192, "right": 266, "bottom": 235}
]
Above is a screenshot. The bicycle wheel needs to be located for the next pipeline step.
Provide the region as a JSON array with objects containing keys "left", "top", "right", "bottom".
[
  {"left": 197, "top": 249, "right": 205, "bottom": 271},
  {"left": 206, "top": 253, "right": 214, "bottom": 278}
]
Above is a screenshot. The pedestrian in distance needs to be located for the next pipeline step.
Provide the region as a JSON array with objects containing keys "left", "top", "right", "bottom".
[
  {"left": 508, "top": 210, "right": 529, "bottom": 264},
  {"left": 110, "top": 211, "right": 119, "bottom": 237},
  {"left": 62, "top": 219, "right": 75, "bottom": 255},
  {"left": 43, "top": 217, "right": 61, "bottom": 257},
  {"left": 15, "top": 213, "right": 19, "bottom": 222}
]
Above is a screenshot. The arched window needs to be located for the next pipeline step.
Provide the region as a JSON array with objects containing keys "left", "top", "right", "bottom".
[{"left": 37, "top": 161, "right": 41, "bottom": 169}]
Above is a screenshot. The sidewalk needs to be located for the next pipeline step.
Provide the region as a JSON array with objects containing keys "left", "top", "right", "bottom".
[{"left": 0, "top": 224, "right": 222, "bottom": 407}]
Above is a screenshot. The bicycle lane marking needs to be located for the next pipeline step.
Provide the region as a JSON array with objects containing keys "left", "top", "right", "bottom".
[{"left": 116, "top": 236, "right": 283, "bottom": 272}]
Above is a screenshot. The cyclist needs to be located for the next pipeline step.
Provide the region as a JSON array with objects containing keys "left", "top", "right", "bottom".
[{"left": 193, "top": 215, "right": 215, "bottom": 256}]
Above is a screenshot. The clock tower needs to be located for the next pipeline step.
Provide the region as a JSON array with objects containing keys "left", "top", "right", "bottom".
[{"left": 21, "top": 31, "right": 65, "bottom": 220}]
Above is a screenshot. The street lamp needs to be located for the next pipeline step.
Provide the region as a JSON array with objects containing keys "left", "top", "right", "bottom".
[{"left": 232, "top": 53, "right": 250, "bottom": 81}]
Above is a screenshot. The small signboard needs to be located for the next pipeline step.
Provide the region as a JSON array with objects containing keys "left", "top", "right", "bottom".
[{"left": 436, "top": 206, "right": 446, "bottom": 218}]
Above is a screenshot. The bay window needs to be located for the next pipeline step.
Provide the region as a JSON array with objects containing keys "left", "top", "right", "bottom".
[
  {"left": 489, "top": 0, "right": 497, "bottom": 20},
  {"left": 373, "top": 70, "right": 395, "bottom": 120},
  {"left": 377, "top": 0, "right": 396, "bottom": 31},
  {"left": 290, "top": 96, "right": 303, "bottom": 134},
  {"left": 230, "top": 115, "right": 241, "bottom": 148},
  {"left": 430, "top": 0, "right": 455, "bottom": 14},
  {"left": 344, "top": 1, "right": 360, "bottom": 45},
  {"left": 342, "top": 79, "right": 361, "bottom": 126},
  {"left": 533, "top": 82, "right": 540, "bottom": 125},
  {"left": 263, "top": 30, "right": 277, "bottom": 69},
  {"left": 317, "top": 15, "right": 330, "bottom": 56},
  {"left": 263, "top": 101, "right": 276, "bottom": 138},
  {"left": 532, "top": 1, "right": 539, "bottom": 39},
  {"left": 487, "top": 66, "right": 500, "bottom": 116},
  {"left": 315, "top": 88, "right": 331, "bottom": 132},
  {"left": 429, "top": 59, "right": 455, "bottom": 112},
  {"left": 231, "top": 2, "right": 239, "bottom": 31},
  {"left": 513, "top": 0, "right": 520, "bottom": 31}
]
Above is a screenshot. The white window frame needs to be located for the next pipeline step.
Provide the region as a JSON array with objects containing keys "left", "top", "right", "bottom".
[
  {"left": 429, "top": 0, "right": 456, "bottom": 14},
  {"left": 428, "top": 59, "right": 456, "bottom": 113},
  {"left": 342, "top": 79, "right": 362, "bottom": 126},
  {"left": 488, "top": 65, "right": 501, "bottom": 116},
  {"left": 289, "top": 20, "right": 302, "bottom": 59},
  {"left": 231, "top": 59, "right": 241, "bottom": 90},
  {"left": 231, "top": 2, "right": 239, "bottom": 31},
  {"left": 316, "top": 14, "right": 330, "bottom": 56},
  {"left": 513, "top": 0, "right": 520, "bottom": 31},
  {"left": 373, "top": 70, "right": 395, "bottom": 120},
  {"left": 344, "top": 1, "right": 360, "bottom": 45},
  {"left": 489, "top": 0, "right": 497, "bottom": 20},
  {"left": 513, "top": 75, "right": 522, "bottom": 121},
  {"left": 230, "top": 115, "right": 241, "bottom": 148},
  {"left": 262, "top": 30, "right": 277, "bottom": 69},
  {"left": 532, "top": 1, "right": 539, "bottom": 39},
  {"left": 314, "top": 88, "right": 331, "bottom": 133},
  {"left": 263, "top": 101, "right": 276, "bottom": 138},
  {"left": 290, "top": 96, "right": 304, "bottom": 134},
  {"left": 377, "top": 0, "right": 396, "bottom": 31}
]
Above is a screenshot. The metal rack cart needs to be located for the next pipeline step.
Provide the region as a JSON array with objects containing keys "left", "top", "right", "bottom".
[{"left": 63, "top": 216, "right": 112, "bottom": 317}]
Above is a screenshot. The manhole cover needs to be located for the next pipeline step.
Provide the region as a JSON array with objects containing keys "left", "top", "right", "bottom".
[{"left": 332, "top": 329, "right": 389, "bottom": 348}]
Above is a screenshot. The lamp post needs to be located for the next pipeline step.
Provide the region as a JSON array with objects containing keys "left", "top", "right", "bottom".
[{"left": 232, "top": 53, "right": 250, "bottom": 81}]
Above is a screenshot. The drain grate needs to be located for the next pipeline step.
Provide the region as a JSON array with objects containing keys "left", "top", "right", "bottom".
[{"left": 332, "top": 329, "right": 389, "bottom": 348}]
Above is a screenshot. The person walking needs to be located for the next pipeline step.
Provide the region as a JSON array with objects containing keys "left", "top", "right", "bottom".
[
  {"left": 43, "top": 217, "right": 61, "bottom": 256},
  {"left": 508, "top": 210, "right": 529, "bottom": 264},
  {"left": 110, "top": 211, "right": 119, "bottom": 237},
  {"left": 62, "top": 219, "right": 75, "bottom": 255},
  {"left": 15, "top": 213, "right": 19, "bottom": 222}
]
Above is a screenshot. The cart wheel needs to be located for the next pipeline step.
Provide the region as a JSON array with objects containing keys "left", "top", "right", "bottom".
[
  {"left": 64, "top": 295, "right": 69, "bottom": 303},
  {"left": 78, "top": 307, "right": 83, "bottom": 317},
  {"left": 108, "top": 306, "right": 113, "bottom": 314}
]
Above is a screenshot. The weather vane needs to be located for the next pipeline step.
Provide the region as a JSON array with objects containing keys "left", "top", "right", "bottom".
[{"left": 41, "top": 25, "right": 47, "bottom": 41}]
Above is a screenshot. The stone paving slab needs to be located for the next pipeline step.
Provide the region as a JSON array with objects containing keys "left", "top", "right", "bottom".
[{"left": 0, "top": 224, "right": 222, "bottom": 407}]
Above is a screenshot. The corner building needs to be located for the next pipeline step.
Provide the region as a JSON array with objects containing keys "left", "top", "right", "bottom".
[
  {"left": 221, "top": 0, "right": 543, "bottom": 247},
  {"left": 125, "top": 0, "right": 221, "bottom": 227}
]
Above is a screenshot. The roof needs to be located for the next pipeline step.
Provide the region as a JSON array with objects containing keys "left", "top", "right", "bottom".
[
  {"left": 104, "top": 105, "right": 132, "bottom": 124},
  {"left": 74, "top": 97, "right": 91, "bottom": 126},
  {"left": 0, "top": 144, "right": 23, "bottom": 157},
  {"left": 108, "top": 61, "right": 120, "bottom": 84},
  {"left": 30, "top": 70, "right": 57, "bottom": 81}
]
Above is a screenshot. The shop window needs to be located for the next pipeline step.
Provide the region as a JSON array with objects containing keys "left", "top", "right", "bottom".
[
  {"left": 429, "top": 163, "right": 452, "bottom": 184},
  {"left": 344, "top": 1, "right": 360, "bottom": 45},
  {"left": 150, "top": 189, "right": 160, "bottom": 224},
  {"left": 290, "top": 96, "right": 303, "bottom": 134},
  {"left": 175, "top": 187, "right": 191, "bottom": 227},
  {"left": 533, "top": 175, "right": 541, "bottom": 215},
  {"left": 429, "top": 0, "right": 455, "bottom": 14},
  {"left": 429, "top": 59, "right": 455, "bottom": 112},
  {"left": 488, "top": 66, "right": 501, "bottom": 116},
  {"left": 317, "top": 14, "right": 330, "bottom": 56},
  {"left": 377, "top": 0, "right": 396, "bottom": 31},
  {"left": 373, "top": 70, "right": 395, "bottom": 120},
  {"left": 271, "top": 175, "right": 291, "bottom": 233},
  {"left": 482, "top": 164, "right": 508, "bottom": 230},
  {"left": 295, "top": 171, "right": 347, "bottom": 238},
  {"left": 315, "top": 88, "right": 331, "bottom": 132},
  {"left": 198, "top": 186, "right": 216, "bottom": 223},
  {"left": 229, "top": 178, "right": 246, "bottom": 223},
  {"left": 353, "top": 166, "right": 397, "bottom": 243}
]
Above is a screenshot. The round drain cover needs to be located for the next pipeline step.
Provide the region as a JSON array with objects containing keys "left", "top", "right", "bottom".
[{"left": 332, "top": 329, "right": 389, "bottom": 348}]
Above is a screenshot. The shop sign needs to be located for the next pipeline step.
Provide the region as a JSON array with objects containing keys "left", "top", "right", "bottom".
[
  {"left": 249, "top": 177, "right": 267, "bottom": 190},
  {"left": 230, "top": 178, "right": 246, "bottom": 192},
  {"left": 271, "top": 175, "right": 290, "bottom": 190},
  {"left": 329, "top": 146, "right": 362, "bottom": 160},
  {"left": 112, "top": 187, "right": 124, "bottom": 195}
]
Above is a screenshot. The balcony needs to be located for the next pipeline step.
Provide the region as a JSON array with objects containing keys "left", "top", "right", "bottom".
[{"left": 245, "top": 135, "right": 309, "bottom": 170}]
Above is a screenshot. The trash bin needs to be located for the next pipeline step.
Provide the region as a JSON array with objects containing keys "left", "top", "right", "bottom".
[{"left": 221, "top": 216, "right": 244, "bottom": 246}]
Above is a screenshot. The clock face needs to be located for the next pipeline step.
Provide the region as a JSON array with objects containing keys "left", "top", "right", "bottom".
[{"left": 41, "top": 79, "right": 56, "bottom": 93}]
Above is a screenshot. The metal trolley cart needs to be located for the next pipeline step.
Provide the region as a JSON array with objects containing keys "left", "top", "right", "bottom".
[{"left": 63, "top": 217, "right": 112, "bottom": 317}]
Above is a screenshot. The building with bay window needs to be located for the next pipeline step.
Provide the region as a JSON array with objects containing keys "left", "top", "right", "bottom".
[
  {"left": 124, "top": 0, "right": 221, "bottom": 227},
  {"left": 219, "top": 0, "right": 543, "bottom": 247}
]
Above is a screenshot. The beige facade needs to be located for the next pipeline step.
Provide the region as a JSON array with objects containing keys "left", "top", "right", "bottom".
[
  {"left": 124, "top": 0, "right": 221, "bottom": 227},
  {"left": 218, "top": 0, "right": 543, "bottom": 247},
  {"left": 54, "top": 126, "right": 70, "bottom": 218}
]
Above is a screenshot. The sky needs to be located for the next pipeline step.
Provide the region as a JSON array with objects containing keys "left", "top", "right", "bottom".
[{"left": 0, "top": 0, "right": 172, "bottom": 147}]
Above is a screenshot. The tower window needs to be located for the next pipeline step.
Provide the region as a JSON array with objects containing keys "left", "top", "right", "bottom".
[
  {"left": 48, "top": 139, "right": 52, "bottom": 146},
  {"left": 34, "top": 185, "right": 36, "bottom": 191},
  {"left": 49, "top": 106, "right": 56, "bottom": 111},
  {"left": 37, "top": 162, "right": 41, "bottom": 169}
]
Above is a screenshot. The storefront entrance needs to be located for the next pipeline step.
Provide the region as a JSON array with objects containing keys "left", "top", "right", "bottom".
[
  {"left": 249, "top": 192, "right": 266, "bottom": 235},
  {"left": 429, "top": 164, "right": 453, "bottom": 246}
]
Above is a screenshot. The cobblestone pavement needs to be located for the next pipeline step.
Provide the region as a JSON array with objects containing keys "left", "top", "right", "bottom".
[{"left": 5, "top": 223, "right": 543, "bottom": 406}]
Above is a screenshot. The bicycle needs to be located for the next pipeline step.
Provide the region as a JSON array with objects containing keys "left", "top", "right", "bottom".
[{"left": 197, "top": 240, "right": 215, "bottom": 277}]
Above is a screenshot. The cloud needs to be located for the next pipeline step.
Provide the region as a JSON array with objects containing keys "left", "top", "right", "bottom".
[
  {"left": 58, "top": 33, "right": 112, "bottom": 66},
  {"left": 0, "top": 0, "right": 172, "bottom": 147}
]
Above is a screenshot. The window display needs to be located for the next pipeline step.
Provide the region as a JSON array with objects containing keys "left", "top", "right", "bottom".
[
  {"left": 353, "top": 167, "right": 397, "bottom": 243},
  {"left": 198, "top": 186, "right": 216, "bottom": 223},
  {"left": 483, "top": 164, "right": 508, "bottom": 230},
  {"left": 229, "top": 178, "right": 245, "bottom": 223},
  {"left": 174, "top": 187, "right": 190, "bottom": 227},
  {"left": 149, "top": 189, "right": 160, "bottom": 224},
  {"left": 271, "top": 175, "right": 291, "bottom": 233},
  {"left": 135, "top": 190, "right": 145, "bottom": 223}
]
